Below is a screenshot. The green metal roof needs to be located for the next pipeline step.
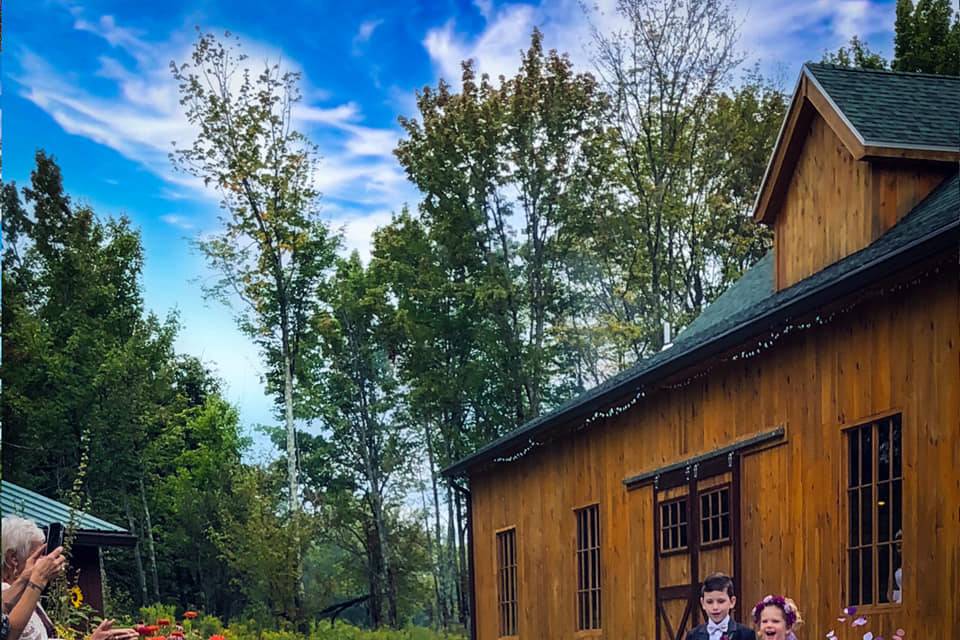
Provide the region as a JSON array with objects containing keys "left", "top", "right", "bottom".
[
  {"left": 804, "top": 63, "right": 960, "bottom": 150},
  {"left": 444, "top": 171, "right": 959, "bottom": 477},
  {"left": 0, "top": 480, "right": 127, "bottom": 533}
]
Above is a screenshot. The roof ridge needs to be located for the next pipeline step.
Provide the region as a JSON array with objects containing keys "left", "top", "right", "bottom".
[{"left": 805, "top": 61, "right": 960, "bottom": 82}]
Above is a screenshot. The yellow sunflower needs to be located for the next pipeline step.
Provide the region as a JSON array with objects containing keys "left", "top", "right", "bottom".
[{"left": 70, "top": 585, "right": 84, "bottom": 609}]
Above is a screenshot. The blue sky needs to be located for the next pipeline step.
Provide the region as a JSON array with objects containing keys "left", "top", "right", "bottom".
[{"left": 3, "top": 0, "right": 898, "bottom": 457}]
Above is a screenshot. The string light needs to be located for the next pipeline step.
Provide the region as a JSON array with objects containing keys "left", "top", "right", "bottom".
[{"left": 492, "top": 259, "right": 947, "bottom": 466}]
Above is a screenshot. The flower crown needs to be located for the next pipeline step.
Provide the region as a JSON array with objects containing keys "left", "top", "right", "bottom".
[{"left": 752, "top": 594, "right": 798, "bottom": 627}]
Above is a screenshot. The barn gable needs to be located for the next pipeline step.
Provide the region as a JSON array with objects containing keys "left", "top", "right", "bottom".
[{"left": 754, "top": 64, "right": 959, "bottom": 289}]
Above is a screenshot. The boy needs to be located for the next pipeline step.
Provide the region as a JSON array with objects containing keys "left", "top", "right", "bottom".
[{"left": 685, "top": 573, "right": 753, "bottom": 640}]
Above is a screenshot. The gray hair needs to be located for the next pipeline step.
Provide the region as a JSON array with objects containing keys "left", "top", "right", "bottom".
[{"left": 1, "top": 516, "right": 45, "bottom": 568}]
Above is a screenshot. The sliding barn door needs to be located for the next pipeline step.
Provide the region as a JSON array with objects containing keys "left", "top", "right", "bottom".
[{"left": 653, "top": 455, "right": 742, "bottom": 640}]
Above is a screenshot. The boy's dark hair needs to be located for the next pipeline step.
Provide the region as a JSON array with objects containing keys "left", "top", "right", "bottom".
[{"left": 700, "top": 572, "right": 736, "bottom": 597}]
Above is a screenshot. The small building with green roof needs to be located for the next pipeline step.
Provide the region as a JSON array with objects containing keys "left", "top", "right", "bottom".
[{"left": 1, "top": 480, "right": 136, "bottom": 614}]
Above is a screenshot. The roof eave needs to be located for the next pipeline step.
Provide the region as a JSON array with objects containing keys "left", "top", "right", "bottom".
[{"left": 74, "top": 530, "right": 139, "bottom": 548}]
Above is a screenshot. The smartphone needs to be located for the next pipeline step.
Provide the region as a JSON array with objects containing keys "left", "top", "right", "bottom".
[{"left": 46, "top": 522, "right": 65, "bottom": 554}]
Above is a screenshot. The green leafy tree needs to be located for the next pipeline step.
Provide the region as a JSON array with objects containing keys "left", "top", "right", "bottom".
[
  {"left": 586, "top": 0, "right": 748, "bottom": 358},
  {"left": 893, "top": 0, "right": 960, "bottom": 74},
  {"left": 308, "top": 253, "right": 413, "bottom": 627},
  {"left": 171, "top": 31, "right": 340, "bottom": 520},
  {"left": 370, "top": 210, "right": 484, "bottom": 628},
  {"left": 150, "top": 395, "right": 249, "bottom": 615},
  {"left": 822, "top": 36, "right": 889, "bottom": 69},
  {"left": 210, "top": 466, "right": 315, "bottom": 626},
  {"left": 1, "top": 151, "right": 190, "bottom": 607},
  {"left": 171, "top": 32, "right": 341, "bottom": 620}
]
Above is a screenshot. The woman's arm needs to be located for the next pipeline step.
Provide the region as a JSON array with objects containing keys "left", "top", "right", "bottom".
[
  {"left": 6, "top": 581, "right": 44, "bottom": 640},
  {"left": 2, "top": 547, "right": 46, "bottom": 614},
  {"left": 2, "top": 576, "right": 30, "bottom": 615},
  {"left": 6, "top": 548, "right": 65, "bottom": 640}
]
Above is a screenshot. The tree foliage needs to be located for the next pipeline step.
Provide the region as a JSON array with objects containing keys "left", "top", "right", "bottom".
[
  {"left": 822, "top": 36, "right": 889, "bottom": 69},
  {"left": 893, "top": 0, "right": 960, "bottom": 74},
  {"left": 825, "top": 0, "right": 959, "bottom": 74},
  {"left": 170, "top": 30, "right": 341, "bottom": 518}
]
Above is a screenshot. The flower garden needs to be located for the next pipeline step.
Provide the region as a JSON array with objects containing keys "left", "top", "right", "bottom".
[{"left": 120, "top": 605, "right": 465, "bottom": 640}]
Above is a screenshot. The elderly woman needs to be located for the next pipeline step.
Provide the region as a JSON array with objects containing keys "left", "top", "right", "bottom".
[
  {"left": 1, "top": 517, "right": 136, "bottom": 640},
  {"left": 2, "top": 516, "right": 55, "bottom": 640},
  {"left": 2, "top": 545, "right": 65, "bottom": 640}
]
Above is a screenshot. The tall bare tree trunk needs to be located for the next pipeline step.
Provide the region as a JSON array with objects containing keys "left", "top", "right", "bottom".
[
  {"left": 445, "top": 481, "right": 460, "bottom": 621},
  {"left": 417, "top": 450, "right": 442, "bottom": 629},
  {"left": 138, "top": 476, "right": 160, "bottom": 601},
  {"left": 454, "top": 491, "right": 469, "bottom": 627},
  {"left": 365, "top": 523, "right": 384, "bottom": 628},
  {"left": 425, "top": 422, "right": 450, "bottom": 628},
  {"left": 281, "top": 347, "right": 305, "bottom": 623},
  {"left": 124, "top": 491, "right": 148, "bottom": 604}
]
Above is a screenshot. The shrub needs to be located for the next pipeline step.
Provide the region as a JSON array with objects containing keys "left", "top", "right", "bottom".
[{"left": 139, "top": 604, "right": 178, "bottom": 627}]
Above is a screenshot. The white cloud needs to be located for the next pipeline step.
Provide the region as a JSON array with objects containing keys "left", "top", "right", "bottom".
[
  {"left": 74, "top": 14, "right": 153, "bottom": 64},
  {"left": 422, "top": 0, "right": 599, "bottom": 88},
  {"left": 474, "top": 0, "right": 495, "bottom": 21},
  {"left": 294, "top": 102, "right": 361, "bottom": 125},
  {"left": 13, "top": 10, "right": 416, "bottom": 229},
  {"left": 737, "top": 0, "right": 895, "bottom": 64},
  {"left": 161, "top": 213, "right": 195, "bottom": 230},
  {"left": 424, "top": 6, "right": 540, "bottom": 86},
  {"left": 333, "top": 208, "right": 395, "bottom": 263},
  {"left": 354, "top": 19, "right": 384, "bottom": 45},
  {"left": 422, "top": 0, "right": 897, "bottom": 91}
]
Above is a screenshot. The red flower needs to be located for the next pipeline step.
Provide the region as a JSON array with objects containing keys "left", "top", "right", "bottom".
[
  {"left": 157, "top": 620, "right": 171, "bottom": 627},
  {"left": 183, "top": 612, "right": 199, "bottom": 620},
  {"left": 144, "top": 626, "right": 160, "bottom": 634},
  {"left": 135, "top": 626, "right": 150, "bottom": 637},
  {"left": 209, "top": 635, "right": 226, "bottom": 640},
  {"left": 148, "top": 636, "right": 167, "bottom": 640},
  {"left": 170, "top": 632, "right": 184, "bottom": 637}
]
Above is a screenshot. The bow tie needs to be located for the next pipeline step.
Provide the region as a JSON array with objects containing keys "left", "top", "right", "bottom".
[{"left": 707, "top": 621, "right": 725, "bottom": 634}]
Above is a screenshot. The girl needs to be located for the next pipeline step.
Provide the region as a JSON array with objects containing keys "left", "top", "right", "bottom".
[{"left": 752, "top": 595, "right": 802, "bottom": 640}]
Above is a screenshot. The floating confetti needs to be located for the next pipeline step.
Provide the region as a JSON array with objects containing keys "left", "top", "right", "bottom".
[
  {"left": 863, "top": 633, "right": 874, "bottom": 640},
  {"left": 844, "top": 606, "right": 858, "bottom": 616},
  {"left": 826, "top": 631, "right": 836, "bottom": 639},
  {"left": 852, "top": 617, "right": 868, "bottom": 627}
]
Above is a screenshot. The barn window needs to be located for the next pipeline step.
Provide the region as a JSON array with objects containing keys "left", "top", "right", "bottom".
[
  {"left": 496, "top": 528, "right": 518, "bottom": 637},
  {"left": 847, "top": 414, "right": 902, "bottom": 606},
  {"left": 700, "top": 486, "right": 731, "bottom": 546},
  {"left": 659, "top": 497, "right": 688, "bottom": 553},
  {"left": 575, "top": 504, "right": 601, "bottom": 630}
]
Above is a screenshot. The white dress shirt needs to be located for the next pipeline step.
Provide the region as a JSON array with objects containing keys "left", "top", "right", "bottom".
[{"left": 706, "top": 615, "right": 730, "bottom": 640}]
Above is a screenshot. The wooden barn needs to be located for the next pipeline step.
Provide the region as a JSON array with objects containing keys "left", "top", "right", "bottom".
[{"left": 443, "top": 64, "right": 960, "bottom": 640}]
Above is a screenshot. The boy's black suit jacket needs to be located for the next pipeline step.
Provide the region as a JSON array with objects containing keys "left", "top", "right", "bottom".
[{"left": 685, "top": 619, "right": 755, "bottom": 640}]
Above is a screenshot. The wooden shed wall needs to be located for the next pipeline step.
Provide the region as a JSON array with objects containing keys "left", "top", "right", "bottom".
[
  {"left": 772, "top": 114, "right": 952, "bottom": 290},
  {"left": 469, "top": 266, "right": 959, "bottom": 640}
]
